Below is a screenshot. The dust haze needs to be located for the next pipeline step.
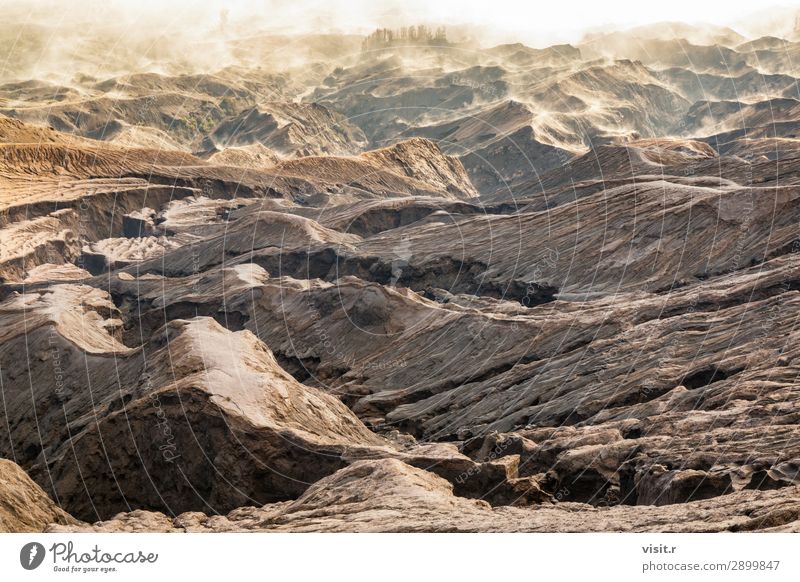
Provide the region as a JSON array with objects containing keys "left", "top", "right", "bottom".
[{"left": 2, "top": 0, "right": 799, "bottom": 82}]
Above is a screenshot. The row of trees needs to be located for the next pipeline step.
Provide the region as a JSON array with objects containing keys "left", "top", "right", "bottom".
[{"left": 362, "top": 26, "right": 448, "bottom": 49}]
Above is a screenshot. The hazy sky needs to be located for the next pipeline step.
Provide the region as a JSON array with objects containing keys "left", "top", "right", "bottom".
[
  {"left": 254, "top": 0, "right": 800, "bottom": 39},
  {"left": 5, "top": 0, "right": 800, "bottom": 46}
]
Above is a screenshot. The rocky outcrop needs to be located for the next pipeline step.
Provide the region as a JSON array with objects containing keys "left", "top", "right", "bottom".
[
  {"left": 0, "top": 283, "right": 390, "bottom": 521},
  {"left": 0, "top": 459, "right": 77, "bottom": 532},
  {"left": 270, "top": 138, "right": 478, "bottom": 202},
  {"left": 205, "top": 144, "right": 281, "bottom": 168},
  {"left": 89, "top": 246, "right": 800, "bottom": 517},
  {"left": 212, "top": 102, "right": 368, "bottom": 157},
  {"left": 48, "top": 459, "right": 800, "bottom": 533},
  {"left": 361, "top": 138, "right": 479, "bottom": 198}
]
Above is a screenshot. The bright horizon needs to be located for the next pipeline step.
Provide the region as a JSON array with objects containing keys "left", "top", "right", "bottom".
[{"left": 5, "top": 0, "right": 800, "bottom": 47}]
